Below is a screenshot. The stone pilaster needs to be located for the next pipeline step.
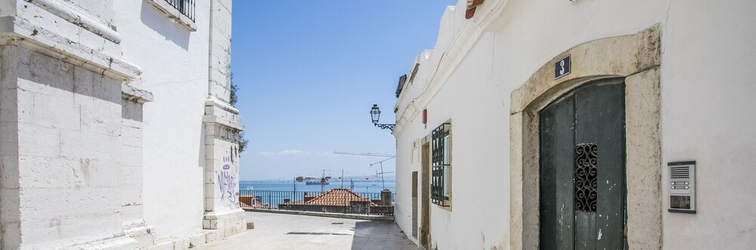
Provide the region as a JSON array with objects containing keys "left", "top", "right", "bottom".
[
  {"left": 202, "top": 98, "right": 246, "bottom": 239},
  {"left": 200, "top": 0, "right": 245, "bottom": 240}
]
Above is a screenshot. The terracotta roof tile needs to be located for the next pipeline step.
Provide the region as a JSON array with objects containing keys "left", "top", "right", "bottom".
[{"left": 304, "top": 188, "right": 377, "bottom": 206}]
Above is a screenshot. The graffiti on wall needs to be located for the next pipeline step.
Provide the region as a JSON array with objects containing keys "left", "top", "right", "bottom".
[{"left": 218, "top": 153, "right": 238, "bottom": 204}]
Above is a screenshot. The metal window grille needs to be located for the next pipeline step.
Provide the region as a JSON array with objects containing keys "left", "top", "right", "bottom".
[
  {"left": 165, "top": 0, "right": 195, "bottom": 21},
  {"left": 574, "top": 143, "right": 598, "bottom": 212},
  {"left": 431, "top": 123, "right": 451, "bottom": 207}
]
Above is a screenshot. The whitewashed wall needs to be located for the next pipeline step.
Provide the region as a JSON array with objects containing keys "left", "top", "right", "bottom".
[
  {"left": 113, "top": 0, "right": 211, "bottom": 241},
  {"left": 659, "top": 1, "right": 756, "bottom": 248},
  {"left": 395, "top": 0, "right": 756, "bottom": 249},
  {"left": 116, "top": 0, "right": 244, "bottom": 244}
]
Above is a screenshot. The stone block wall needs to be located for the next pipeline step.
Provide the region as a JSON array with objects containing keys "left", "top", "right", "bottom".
[
  {"left": 0, "top": 0, "right": 242, "bottom": 248},
  {"left": 0, "top": 44, "right": 150, "bottom": 250}
]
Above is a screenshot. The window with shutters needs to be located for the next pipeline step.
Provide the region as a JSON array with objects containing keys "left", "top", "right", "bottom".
[{"left": 431, "top": 123, "right": 451, "bottom": 207}]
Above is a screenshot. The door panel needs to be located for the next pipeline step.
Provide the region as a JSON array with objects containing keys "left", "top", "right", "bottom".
[
  {"left": 539, "top": 80, "right": 626, "bottom": 250},
  {"left": 540, "top": 95, "right": 575, "bottom": 250},
  {"left": 575, "top": 211, "right": 597, "bottom": 249},
  {"left": 574, "top": 81, "right": 625, "bottom": 249}
]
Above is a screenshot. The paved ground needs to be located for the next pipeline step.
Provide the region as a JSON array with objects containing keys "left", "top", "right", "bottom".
[{"left": 197, "top": 212, "right": 418, "bottom": 250}]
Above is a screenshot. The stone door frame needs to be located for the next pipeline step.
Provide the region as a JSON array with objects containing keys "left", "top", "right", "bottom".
[
  {"left": 509, "top": 25, "right": 663, "bottom": 250},
  {"left": 421, "top": 142, "right": 432, "bottom": 250}
]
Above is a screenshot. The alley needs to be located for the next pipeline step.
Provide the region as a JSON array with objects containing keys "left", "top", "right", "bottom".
[{"left": 197, "top": 212, "right": 417, "bottom": 250}]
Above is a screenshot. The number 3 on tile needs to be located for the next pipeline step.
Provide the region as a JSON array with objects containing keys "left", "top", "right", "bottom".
[{"left": 555, "top": 55, "right": 571, "bottom": 79}]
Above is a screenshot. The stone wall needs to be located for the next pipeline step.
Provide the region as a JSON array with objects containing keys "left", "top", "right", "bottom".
[
  {"left": 0, "top": 0, "right": 241, "bottom": 248},
  {"left": 0, "top": 44, "right": 149, "bottom": 249}
]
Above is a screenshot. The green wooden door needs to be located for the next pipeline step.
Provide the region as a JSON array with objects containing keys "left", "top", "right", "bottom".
[{"left": 539, "top": 79, "right": 626, "bottom": 250}]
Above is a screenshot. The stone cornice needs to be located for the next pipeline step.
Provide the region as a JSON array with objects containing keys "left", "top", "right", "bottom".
[
  {"left": 205, "top": 97, "right": 239, "bottom": 115},
  {"left": 393, "top": 21, "right": 479, "bottom": 136},
  {"left": 393, "top": 0, "right": 510, "bottom": 136},
  {"left": 0, "top": 16, "right": 142, "bottom": 81},
  {"left": 26, "top": 0, "right": 122, "bottom": 43},
  {"left": 122, "top": 84, "right": 155, "bottom": 104},
  {"left": 470, "top": 0, "right": 510, "bottom": 32},
  {"left": 203, "top": 98, "right": 244, "bottom": 131}
]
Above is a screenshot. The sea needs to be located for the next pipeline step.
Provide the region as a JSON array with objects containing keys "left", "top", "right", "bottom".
[{"left": 239, "top": 179, "right": 396, "bottom": 194}]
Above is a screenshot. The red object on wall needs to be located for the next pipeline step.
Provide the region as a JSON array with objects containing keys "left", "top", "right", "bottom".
[
  {"left": 466, "top": 0, "right": 485, "bottom": 19},
  {"left": 422, "top": 109, "right": 427, "bottom": 124}
]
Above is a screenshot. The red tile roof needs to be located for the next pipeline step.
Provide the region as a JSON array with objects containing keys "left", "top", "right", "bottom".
[{"left": 304, "top": 188, "right": 377, "bottom": 206}]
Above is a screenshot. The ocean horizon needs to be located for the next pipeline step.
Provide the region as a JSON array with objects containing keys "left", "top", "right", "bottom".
[{"left": 239, "top": 179, "right": 396, "bottom": 194}]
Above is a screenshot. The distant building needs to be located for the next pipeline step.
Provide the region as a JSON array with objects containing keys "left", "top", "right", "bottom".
[
  {"left": 0, "top": 0, "right": 244, "bottom": 249},
  {"left": 393, "top": 0, "right": 756, "bottom": 249},
  {"left": 239, "top": 195, "right": 269, "bottom": 209}
]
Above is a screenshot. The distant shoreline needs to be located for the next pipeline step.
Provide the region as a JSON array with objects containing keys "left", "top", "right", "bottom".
[
  {"left": 239, "top": 180, "right": 396, "bottom": 194},
  {"left": 240, "top": 179, "right": 396, "bottom": 183}
]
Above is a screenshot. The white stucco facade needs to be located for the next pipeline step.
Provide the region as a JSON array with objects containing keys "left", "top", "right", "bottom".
[
  {"left": 0, "top": 0, "right": 244, "bottom": 249},
  {"left": 393, "top": 0, "right": 756, "bottom": 249}
]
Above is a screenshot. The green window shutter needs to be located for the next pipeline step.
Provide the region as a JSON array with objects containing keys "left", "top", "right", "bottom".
[{"left": 431, "top": 123, "right": 451, "bottom": 207}]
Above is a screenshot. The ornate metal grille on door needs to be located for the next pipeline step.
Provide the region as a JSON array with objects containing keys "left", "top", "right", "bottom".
[{"left": 575, "top": 143, "right": 598, "bottom": 212}]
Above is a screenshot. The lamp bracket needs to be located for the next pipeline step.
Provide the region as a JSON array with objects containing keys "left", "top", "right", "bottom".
[{"left": 374, "top": 123, "right": 395, "bottom": 131}]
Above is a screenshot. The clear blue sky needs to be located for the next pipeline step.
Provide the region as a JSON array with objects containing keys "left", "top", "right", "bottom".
[{"left": 231, "top": 0, "right": 458, "bottom": 180}]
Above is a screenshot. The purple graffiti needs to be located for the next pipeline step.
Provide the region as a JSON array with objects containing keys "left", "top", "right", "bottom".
[{"left": 218, "top": 171, "right": 237, "bottom": 203}]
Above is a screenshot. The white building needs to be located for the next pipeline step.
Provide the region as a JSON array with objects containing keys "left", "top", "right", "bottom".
[
  {"left": 393, "top": 0, "right": 756, "bottom": 249},
  {"left": 0, "top": 0, "right": 245, "bottom": 249}
]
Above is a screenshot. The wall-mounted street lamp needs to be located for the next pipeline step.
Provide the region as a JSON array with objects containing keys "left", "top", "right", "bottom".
[{"left": 370, "top": 104, "right": 395, "bottom": 131}]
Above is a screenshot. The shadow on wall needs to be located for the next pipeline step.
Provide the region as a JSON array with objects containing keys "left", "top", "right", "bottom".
[
  {"left": 15, "top": 48, "right": 123, "bottom": 105},
  {"left": 122, "top": 102, "right": 144, "bottom": 122},
  {"left": 139, "top": 1, "right": 191, "bottom": 50},
  {"left": 198, "top": 121, "right": 205, "bottom": 170}
]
